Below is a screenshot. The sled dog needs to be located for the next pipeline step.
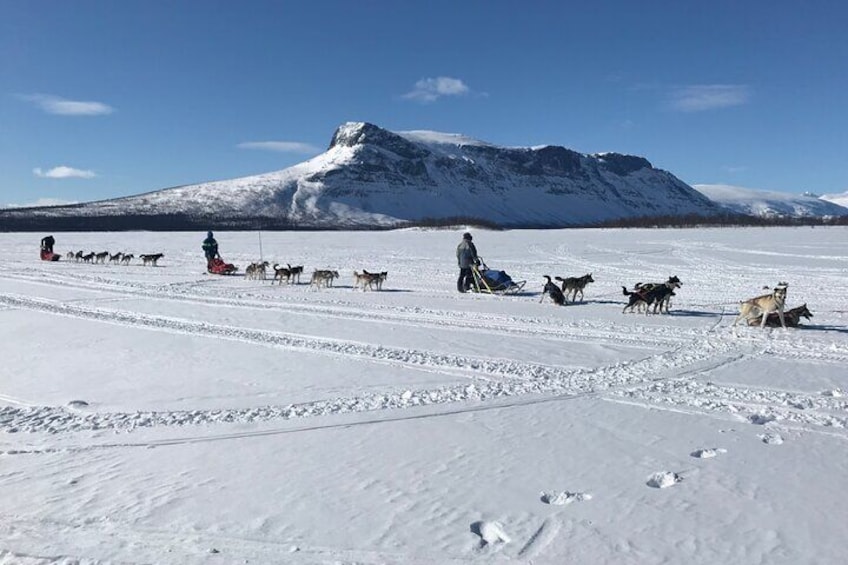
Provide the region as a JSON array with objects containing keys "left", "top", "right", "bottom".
[
  {"left": 246, "top": 261, "right": 269, "bottom": 280},
  {"left": 748, "top": 303, "right": 811, "bottom": 328},
  {"left": 95, "top": 251, "right": 109, "bottom": 264},
  {"left": 120, "top": 253, "right": 134, "bottom": 265},
  {"left": 622, "top": 286, "right": 649, "bottom": 313},
  {"left": 734, "top": 283, "right": 789, "bottom": 328},
  {"left": 622, "top": 281, "right": 677, "bottom": 314},
  {"left": 272, "top": 264, "right": 292, "bottom": 285},
  {"left": 634, "top": 275, "right": 682, "bottom": 293},
  {"left": 140, "top": 253, "right": 164, "bottom": 266},
  {"left": 555, "top": 273, "right": 595, "bottom": 303},
  {"left": 287, "top": 264, "right": 304, "bottom": 284},
  {"left": 354, "top": 270, "right": 388, "bottom": 291},
  {"left": 353, "top": 271, "right": 372, "bottom": 290},
  {"left": 108, "top": 252, "right": 123, "bottom": 264},
  {"left": 369, "top": 270, "right": 388, "bottom": 290},
  {"left": 540, "top": 275, "right": 566, "bottom": 305},
  {"left": 310, "top": 269, "right": 339, "bottom": 288},
  {"left": 630, "top": 276, "right": 682, "bottom": 314}
]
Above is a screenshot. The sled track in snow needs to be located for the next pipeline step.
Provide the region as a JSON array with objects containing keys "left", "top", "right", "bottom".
[
  {"left": 0, "top": 517, "right": 478, "bottom": 565},
  {"left": 0, "top": 291, "right": 576, "bottom": 384},
  {"left": 3, "top": 262, "right": 844, "bottom": 436},
  {"left": 610, "top": 377, "right": 848, "bottom": 432},
  {"left": 3, "top": 270, "right": 700, "bottom": 349},
  {"left": 0, "top": 291, "right": 750, "bottom": 434}
]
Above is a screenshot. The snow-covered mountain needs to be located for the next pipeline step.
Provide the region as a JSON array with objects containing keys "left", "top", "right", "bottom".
[
  {"left": 693, "top": 184, "right": 848, "bottom": 219},
  {"left": 820, "top": 190, "right": 848, "bottom": 210},
  {"left": 3, "top": 122, "right": 722, "bottom": 229}
]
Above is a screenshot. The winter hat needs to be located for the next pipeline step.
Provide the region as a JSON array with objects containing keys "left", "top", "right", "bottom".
[
  {"left": 207, "top": 231, "right": 214, "bottom": 237},
  {"left": 463, "top": 232, "right": 472, "bottom": 240}
]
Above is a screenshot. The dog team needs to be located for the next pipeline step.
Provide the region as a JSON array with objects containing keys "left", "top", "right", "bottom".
[
  {"left": 537, "top": 270, "right": 809, "bottom": 329},
  {"left": 64, "top": 250, "right": 164, "bottom": 266},
  {"left": 243, "top": 260, "right": 388, "bottom": 291},
  {"left": 244, "top": 261, "right": 389, "bottom": 290},
  {"left": 42, "top": 235, "right": 810, "bottom": 328}
]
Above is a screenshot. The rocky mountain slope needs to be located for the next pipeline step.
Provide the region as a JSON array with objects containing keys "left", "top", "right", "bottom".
[{"left": 2, "top": 122, "right": 723, "bottom": 229}]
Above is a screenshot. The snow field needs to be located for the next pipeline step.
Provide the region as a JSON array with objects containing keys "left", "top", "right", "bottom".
[{"left": 1, "top": 227, "right": 847, "bottom": 564}]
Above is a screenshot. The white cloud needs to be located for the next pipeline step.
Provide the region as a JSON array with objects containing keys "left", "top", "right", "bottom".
[
  {"left": 33, "top": 166, "right": 96, "bottom": 179},
  {"left": 670, "top": 85, "right": 750, "bottom": 112},
  {"left": 4, "top": 197, "right": 78, "bottom": 209},
  {"left": 722, "top": 165, "right": 748, "bottom": 174},
  {"left": 403, "top": 76, "right": 471, "bottom": 103},
  {"left": 19, "top": 94, "right": 114, "bottom": 116},
  {"left": 237, "top": 141, "right": 320, "bottom": 154}
]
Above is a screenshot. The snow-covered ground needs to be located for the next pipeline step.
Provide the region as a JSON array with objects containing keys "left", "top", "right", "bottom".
[{"left": 1, "top": 227, "right": 847, "bottom": 564}]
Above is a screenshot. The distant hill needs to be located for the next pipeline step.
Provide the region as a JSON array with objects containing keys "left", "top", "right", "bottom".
[
  {"left": 820, "top": 190, "right": 848, "bottom": 210},
  {"left": 0, "top": 122, "right": 722, "bottom": 230},
  {"left": 693, "top": 184, "right": 848, "bottom": 219}
]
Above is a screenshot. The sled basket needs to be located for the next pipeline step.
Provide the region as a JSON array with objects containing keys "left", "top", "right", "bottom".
[
  {"left": 471, "top": 258, "right": 526, "bottom": 294},
  {"left": 207, "top": 257, "right": 238, "bottom": 275},
  {"left": 40, "top": 250, "right": 60, "bottom": 261}
]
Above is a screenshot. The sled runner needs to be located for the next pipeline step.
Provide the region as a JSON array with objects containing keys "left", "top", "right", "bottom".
[
  {"left": 471, "top": 258, "right": 525, "bottom": 294},
  {"left": 207, "top": 257, "right": 238, "bottom": 275}
]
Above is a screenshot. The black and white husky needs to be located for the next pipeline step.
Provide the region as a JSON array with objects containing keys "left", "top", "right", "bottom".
[{"left": 540, "top": 275, "right": 566, "bottom": 305}]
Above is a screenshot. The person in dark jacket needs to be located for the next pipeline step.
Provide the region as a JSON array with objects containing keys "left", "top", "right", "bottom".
[
  {"left": 202, "top": 231, "right": 220, "bottom": 264},
  {"left": 456, "top": 232, "right": 479, "bottom": 292},
  {"left": 40, "top": 235, "right": 55, "bottom": 253}
]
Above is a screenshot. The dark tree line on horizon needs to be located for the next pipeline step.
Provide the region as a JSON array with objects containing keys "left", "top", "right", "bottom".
[{"left": 0, "top": 212, "right": 846, "bottom": 232}]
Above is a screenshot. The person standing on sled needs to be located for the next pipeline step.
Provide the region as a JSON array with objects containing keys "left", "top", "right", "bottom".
[
  {"left": 202, "top": 231, "right": 220, "bottom": 266},
  {"left": 41, "top": 235, "right": 55, "bottom": 253},
  {"left": 456, "top": 232, "right": 479, "bottom": 293}
]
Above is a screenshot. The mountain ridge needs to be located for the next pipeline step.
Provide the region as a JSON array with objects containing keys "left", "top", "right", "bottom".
[
  {"left": 2, "top": 121, "right": 724, "bottom": 229},
  {"left": 693, "top": 184, "right": 848, "bottom": 219}
]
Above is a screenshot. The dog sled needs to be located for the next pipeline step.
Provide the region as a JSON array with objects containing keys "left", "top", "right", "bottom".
[
  {"left": 40, "top": 249, "right": 60, "bottom": 261},
  {"left": 207, "top": 257, "right": 238, "bottom": 275},
  {"left": 471, "top": 258, "right": 526, "bottom": 294},
  {"left": 40, "top": 235, "right": 59, "bottom": 261}
]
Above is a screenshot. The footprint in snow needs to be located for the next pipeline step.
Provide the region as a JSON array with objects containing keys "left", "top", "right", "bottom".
[
  {"left": 66, "top": 400, "right": 89, "bottom": 409},
  {"left": 647, "top": 471, "right": 683, "bottom": 488},
  {"left": 759, "top": 432, "right": 784, "bottom": 445},
  {"left": 748, "top": 414, "right": 776, "bottom": 425},
  {"left": 470, "top": 520, "right": 511, "bottom": 547},
  {"left": 690, "top": 448, "right": 727, "bottom": 459},
  {"left": 540, "top": 491, "right": 592, "bottom": 505}
]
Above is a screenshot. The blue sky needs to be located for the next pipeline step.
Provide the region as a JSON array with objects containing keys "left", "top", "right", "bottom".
[{"left": 2, "top": 0, "right": 847, "bottom": 207}]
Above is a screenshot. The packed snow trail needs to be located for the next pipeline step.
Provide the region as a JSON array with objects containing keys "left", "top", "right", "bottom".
[{"left": 0, "top": 291, "right": 750, "bottom": 434}]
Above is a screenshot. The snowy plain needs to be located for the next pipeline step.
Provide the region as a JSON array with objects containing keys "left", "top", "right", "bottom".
[{"left": 1, "top": 227, "right": 847, "bottom": 564}]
